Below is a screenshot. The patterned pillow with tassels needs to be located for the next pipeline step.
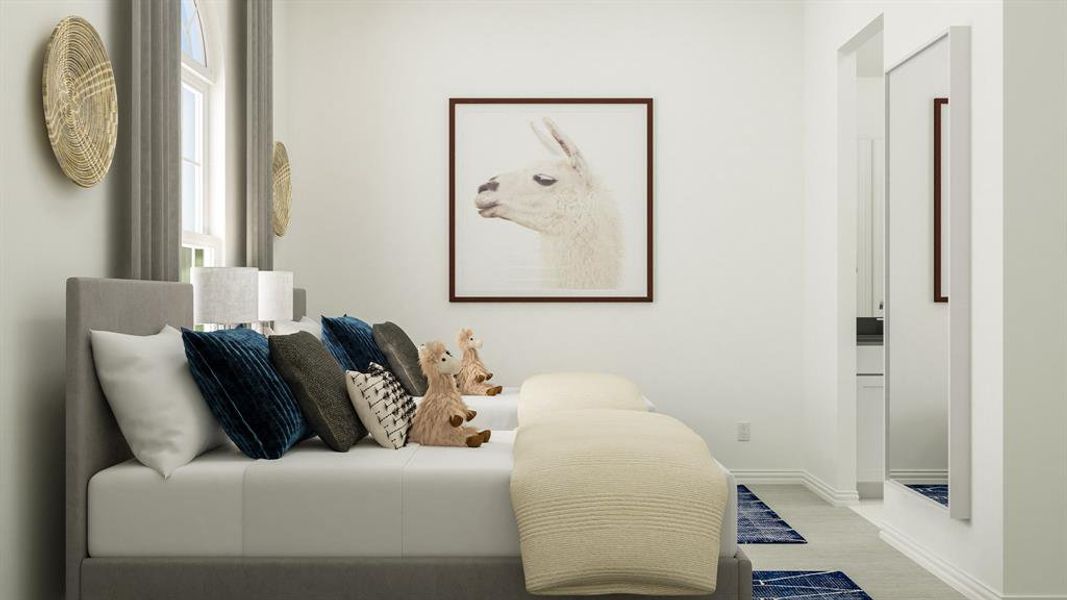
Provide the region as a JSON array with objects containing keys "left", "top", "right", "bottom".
[{"left": 344, "top": 363, "right": 417, "bottom": 449}]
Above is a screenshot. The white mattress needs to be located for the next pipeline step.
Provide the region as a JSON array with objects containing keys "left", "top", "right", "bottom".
[
  {"left": 414, "top": 387, "right": 657, "bottom": 431},
  {"left": 89, "top": 432, "right": 736, "bottom": 559}
]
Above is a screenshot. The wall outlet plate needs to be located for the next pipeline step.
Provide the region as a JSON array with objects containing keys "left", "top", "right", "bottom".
[{"left": 737, "top": 422, "right": 751, "bottom": 442}]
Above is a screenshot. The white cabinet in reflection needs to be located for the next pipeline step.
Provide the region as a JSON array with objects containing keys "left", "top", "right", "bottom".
[{"left": 857, "top": 345, "right": 884, "bottom": 498}]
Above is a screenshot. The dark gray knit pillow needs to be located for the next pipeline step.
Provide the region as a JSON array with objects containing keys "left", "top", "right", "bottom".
[
  {"left": 372, "top": 322, "right": 427, "bottom": 396},
  {"left": 269, "top": 331, "right": 366, "bottom": 451}
]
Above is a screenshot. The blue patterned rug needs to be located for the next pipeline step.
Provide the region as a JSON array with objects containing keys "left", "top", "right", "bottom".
[
  {"left": 753, "top": 571, "right": 872, "bottom": 599},
  {"left": 738, "top": 485, "right": 806, "bottom": 544},
  {"left": 906, "top": 484, "right": 949, "bottom": 506}
]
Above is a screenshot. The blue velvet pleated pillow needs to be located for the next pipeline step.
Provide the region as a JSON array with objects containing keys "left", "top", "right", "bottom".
[
  {"left": 182, "top": 327, "right": 308, "bottom": 459},
  {"left": 321, "top": 315, "right": 389, "bottom": 372}
]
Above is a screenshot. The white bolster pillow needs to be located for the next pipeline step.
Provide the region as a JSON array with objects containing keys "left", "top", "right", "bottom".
[{"left": 517, "top": 372, "right": 646, "bottom": 425}]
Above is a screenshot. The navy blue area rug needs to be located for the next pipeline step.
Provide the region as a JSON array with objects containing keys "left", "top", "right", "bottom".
[
  {"left": 906, "top": 484, "right": 949, "bottom": 506},
  {"left": 753, "top": 571, "right": 872, "bottom": 599},
  {"left": 737, "top": 485, "right": 806, "bottom": 544}
]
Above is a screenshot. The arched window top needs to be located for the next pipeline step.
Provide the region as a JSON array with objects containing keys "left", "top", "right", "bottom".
[{"left": 180, "top": 0, "right": 207, "bottom": 69}]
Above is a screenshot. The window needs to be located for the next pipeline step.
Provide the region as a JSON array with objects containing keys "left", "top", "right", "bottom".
[
  {"left": 180, "top": 0, "right": 222, "bottom": 282},
  {"left": 180, "top": 0, "right": 207, "bottom": 69}
]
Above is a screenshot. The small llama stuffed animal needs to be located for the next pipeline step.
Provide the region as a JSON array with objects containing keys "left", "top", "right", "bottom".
[
  {"left": 408, "top": 341, "right": 490, "bottom": 448},
  {"left": 456, "top": 328, "right": 503, "bottom": 396}
]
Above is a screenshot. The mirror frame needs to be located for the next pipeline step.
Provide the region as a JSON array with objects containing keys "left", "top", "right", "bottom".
[{"left": 884, "top": 26, "right": 972, "bottom": 520}]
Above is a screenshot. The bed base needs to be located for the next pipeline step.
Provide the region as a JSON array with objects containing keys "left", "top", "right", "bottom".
[{"left": 82, "top": 552, "right": 752, "bottom": 600}]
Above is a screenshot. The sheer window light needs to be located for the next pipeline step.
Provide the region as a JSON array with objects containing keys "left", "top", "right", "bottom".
[{"left": 180, "top": 0, "right": 224, "bottom": 282}]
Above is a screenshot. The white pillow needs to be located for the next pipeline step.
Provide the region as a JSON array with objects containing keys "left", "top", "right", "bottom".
[
  {"left": 518, "top": 372, "right": 646, "bottom": 426},
  {"left": 271, "top": 316, "right": 322, "bottom": 340},
  {"left": 345, "top": 363, "right": 417, "bottom": 449},
  {"left": 89, "top": 325, "right": 223, "bottom": 477}
]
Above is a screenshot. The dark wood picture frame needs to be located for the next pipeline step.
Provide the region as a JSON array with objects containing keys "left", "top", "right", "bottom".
[
  {"left": 449, "top": 98, "right": 653, "bottom": 303},
  {"left": 933, "top": 97, "right": 949, "bottom": 303}
]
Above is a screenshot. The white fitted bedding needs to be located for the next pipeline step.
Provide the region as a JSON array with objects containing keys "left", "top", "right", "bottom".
[
  {"left": 89, "top": 431, "right": 736, "bottom": 559},
  {"left": 414, "top": 387, "right": 657, "bottom": 431}
]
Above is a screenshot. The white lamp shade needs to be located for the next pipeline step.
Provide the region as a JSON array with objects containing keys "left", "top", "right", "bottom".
[
  {"left": 191, "top": 267, "right": 259, "bottom": 325},
  {"left": 258, "top": 271, "right": 294, "bottom": 322}
]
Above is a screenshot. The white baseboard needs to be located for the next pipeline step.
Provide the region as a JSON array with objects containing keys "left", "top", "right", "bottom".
[
  {"left": 802, "top": 471, "right": 860, "bottom": 506},
  {"left": 731, "top": 469, "right": 806, "bottom": 485},
  {"left": 732, "top": 469, "right": 859, "bottom": 507},
  {"left": 879, "top": 522, "right": 1013, "bottom": 600},
  {"left": 889, "top": 468, "right": 949, "bottom": 483}
]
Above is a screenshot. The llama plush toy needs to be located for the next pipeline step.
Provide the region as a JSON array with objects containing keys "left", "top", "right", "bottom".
[
  {"left": 457, "top": 328, "right": 503, "bottom": 396},
  {"left": 408, "top": 341, "right": 490, "bottom": 448}
]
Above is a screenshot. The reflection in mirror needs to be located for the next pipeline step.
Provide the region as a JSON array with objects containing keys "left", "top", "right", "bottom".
[
  {"left": 856, "top": 32, "right": 885, "bottom": 320},
  {"left": 886, "top": 36, "right": 950, "bottom": 508},
  {"left": 849, "top": 26, "right": 886, "bottom": 504}
]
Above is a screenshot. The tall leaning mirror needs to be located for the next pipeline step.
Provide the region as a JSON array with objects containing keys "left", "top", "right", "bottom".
[{"left": 885, "top": 27, "right": 971, "bottom": 520}]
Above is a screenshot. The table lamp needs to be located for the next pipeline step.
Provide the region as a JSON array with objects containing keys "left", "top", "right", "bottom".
[
  {"left": 190, "top": 267, "right": 259, "bottom": 329},
  {"left": 258, "top": 270, "right": 294, "bottom": 325}
]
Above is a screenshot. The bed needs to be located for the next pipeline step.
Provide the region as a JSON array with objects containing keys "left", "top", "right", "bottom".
[{"left": 66, "top": 277, "right": 752, "bottom": 600}]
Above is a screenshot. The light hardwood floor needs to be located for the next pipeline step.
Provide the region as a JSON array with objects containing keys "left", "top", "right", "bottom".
[{"left": 741, "top": 485, "right": 966, "bottom": 600}]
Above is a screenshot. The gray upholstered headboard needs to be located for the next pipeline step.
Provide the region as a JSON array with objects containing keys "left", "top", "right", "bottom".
[
  {"left": 293, "top": 287, "right": 307, "bottom": 321},
  {"left": 65, "top": 278, "right": 306, "bottom": 600}
]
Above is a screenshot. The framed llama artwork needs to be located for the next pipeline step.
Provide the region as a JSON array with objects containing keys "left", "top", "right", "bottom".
[{"left": 450, "top": 98, "right": 653, "bottom": 302}]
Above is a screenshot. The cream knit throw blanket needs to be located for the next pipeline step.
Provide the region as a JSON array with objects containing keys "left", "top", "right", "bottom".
[{"left": 510, "top": 409, "right": 727, "bottom": 595}]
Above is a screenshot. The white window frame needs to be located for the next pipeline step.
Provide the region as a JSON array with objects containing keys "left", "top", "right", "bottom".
[{"left": 181, "top": 0, "right": 224, "bottom": 270}]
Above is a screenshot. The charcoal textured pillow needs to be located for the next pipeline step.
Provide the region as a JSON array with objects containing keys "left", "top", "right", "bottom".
[
  {"left": 182, "top": 327, "right": 308, "bottom": 459},
  {"left": 270, "top": 331, "right": 366, "bottom": 451},
  {"left": 321, "top": 315, "right": 388, "bottom": 372},
  {"left": 345, "top": 363, "right": 417, "bottom": 449},
  {"left": 372, "top": 322, "right": 427, "bottom": 396}
]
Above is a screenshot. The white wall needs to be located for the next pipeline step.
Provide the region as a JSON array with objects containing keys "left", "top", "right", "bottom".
[
  {"left": 273, "top": 0, "right": 807, "bottom": 473},
  {"left": 855, "top": 77, "right": 884, "bottom": 139},
  {"left": 802, "top": 0, "right": 1006, "bottom": 595},
  {"left": 1002, "top": 1, "right": 1067, "bottom": 594},
  {"left": 0, "top": 2, "right": 130, "bottom": 599}
]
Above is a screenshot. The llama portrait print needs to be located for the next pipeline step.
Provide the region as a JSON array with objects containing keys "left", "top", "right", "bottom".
[
  {"left": 474, "top": 118, "right": 621, "bottom": 289},
  {"left": 451, "top": 99, "right": 652, "bottom": 301}
]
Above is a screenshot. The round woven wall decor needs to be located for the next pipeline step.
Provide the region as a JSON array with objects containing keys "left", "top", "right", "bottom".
[
  {"left": 42, "top": 16, "right": 118, "bottom": 188},
  {"left": 272, "top": 141, "right": 292, "bottom": 236}
]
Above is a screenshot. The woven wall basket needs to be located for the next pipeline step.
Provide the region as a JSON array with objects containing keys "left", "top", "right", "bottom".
[
  {"left": 42, "top": 16, "right": 118, "bottom": 188},
  {"left": 272, "top": 141, "right": 292, "bottom": 236}
]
